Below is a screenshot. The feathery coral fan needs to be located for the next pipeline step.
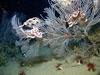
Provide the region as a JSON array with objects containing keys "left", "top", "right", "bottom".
[{"left": 11, "top": 0, "right": 100, "bottom": 58}]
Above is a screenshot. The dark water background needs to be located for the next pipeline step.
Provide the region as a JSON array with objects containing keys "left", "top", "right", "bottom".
[{"left": 0, "top": 0, "right": 49, "bottom": 18}]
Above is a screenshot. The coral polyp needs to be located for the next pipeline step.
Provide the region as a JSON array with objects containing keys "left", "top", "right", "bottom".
[
  {"left": 19, "top": 71, "right": 25, "bottom": 75},
  {"left": 76, "top": 56, "right": 83, "bottom": 65},
  {"left": 56, "top": 64, "right": 63, "bottom": 70},
  {"left": 87, "top": 62, "right": 95, "bottom": 72},
  {"left": 20, "top": 62, "right": 25, "bottom": 67}
]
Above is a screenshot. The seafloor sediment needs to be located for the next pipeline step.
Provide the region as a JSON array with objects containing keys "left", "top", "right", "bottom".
[{"left": 0, "top": 56, "right": 100, "bottom": 75}]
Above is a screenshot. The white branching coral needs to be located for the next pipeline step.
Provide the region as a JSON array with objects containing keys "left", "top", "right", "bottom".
[
  {"left": 19, "top": 17, "right": 43, "bottom": 39},
  {"left": 19, "top": 25, "right": 43, "bottom": 39},
  {"left": 51, "top": 0, "right": 74, "bottom": 7},
  {"left": 67, "top": 10, "right": 88, "bottom": 27},
  {"left": 23, "top": 17, "right": 40, "bottom": 26},
  {"left": 12, "top": 0, "right": 100, "bottom": 58}
]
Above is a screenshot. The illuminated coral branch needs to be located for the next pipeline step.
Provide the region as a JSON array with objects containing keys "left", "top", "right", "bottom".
[
  {"left": 19, "top": 17, "right": 43, "bottom": 39},
  {"left": 67, "top": 10, "right": 87, "bottom": 28}
]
